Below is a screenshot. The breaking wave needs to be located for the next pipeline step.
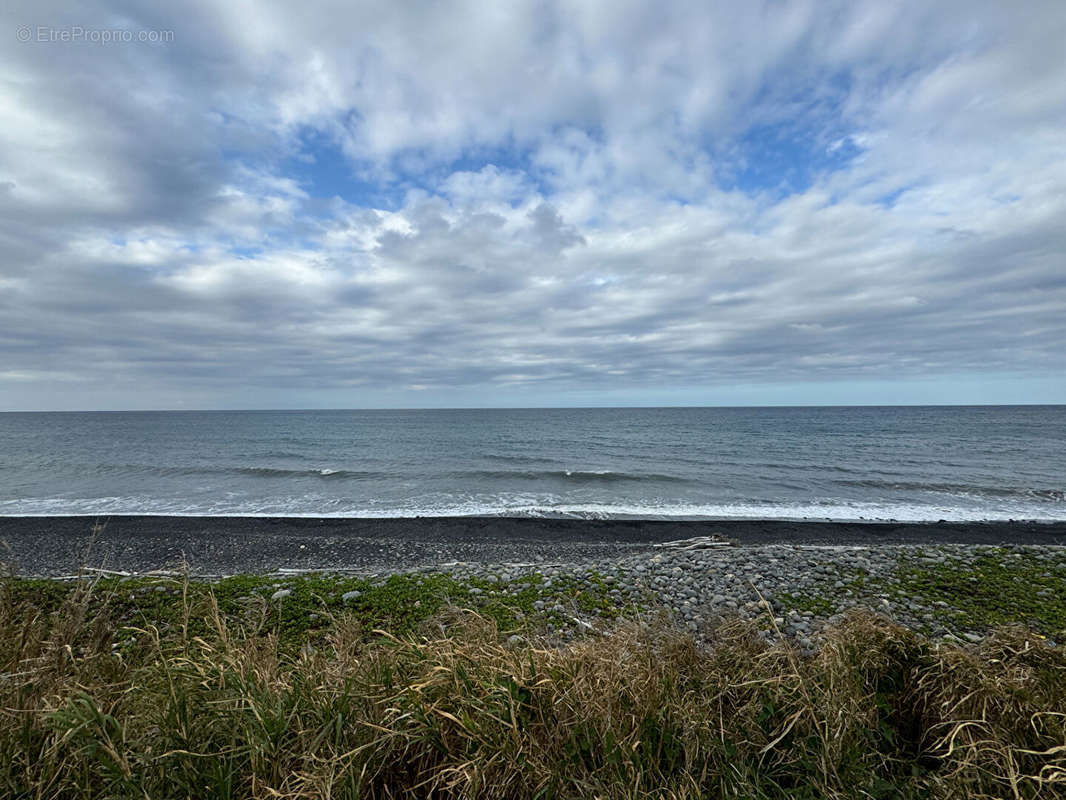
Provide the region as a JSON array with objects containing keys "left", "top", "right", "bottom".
[
  {"left": 448, "top": 469, "right": 695, "bottom": 485},
  {"left": 833, "top": 479, "right": 1065, "bottom": 502},
  {"left": 2, "top": 496, "right": 1064, "bottom": 522}
]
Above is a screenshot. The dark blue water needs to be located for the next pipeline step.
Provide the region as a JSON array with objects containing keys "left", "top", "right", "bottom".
[{"left": 0, "top": 407, "right": 1063, "bottom": 520}]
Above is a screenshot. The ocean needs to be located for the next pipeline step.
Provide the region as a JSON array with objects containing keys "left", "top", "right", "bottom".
[{"left": 0, "top": 406, "right": 1063, "bottom": 521}]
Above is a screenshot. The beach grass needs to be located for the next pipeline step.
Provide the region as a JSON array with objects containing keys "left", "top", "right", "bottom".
[{"left": 1, "top": 572, "right": 1065, "bottom": 798}]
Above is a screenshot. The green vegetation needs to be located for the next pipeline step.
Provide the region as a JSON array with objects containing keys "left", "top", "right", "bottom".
[
  {"left": 890, "top": 548, "right": 1066, "bottom": 636},
  {"left": 778, "top": 564, "right": 870, "bottom": 618},
  {"left": 776, "top": 548, "right": 1066, "bottom": 643},
  {"left": 3, "top": 569, "right": 634, "bottom": 652},
  {"left": 779, "top": 589, "right": 837, "bottom": 617},
  {"left": 1, "top": 571, "right": 1065, "bottom": 798}
]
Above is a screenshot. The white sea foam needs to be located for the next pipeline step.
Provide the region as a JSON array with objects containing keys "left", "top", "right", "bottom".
[{"left": 1, "top": 495, "right": 1063, "bottom": 521}]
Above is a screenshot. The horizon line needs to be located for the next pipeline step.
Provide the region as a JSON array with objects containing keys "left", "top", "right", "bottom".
[{"left": 2, "top": 402, "right": 1065, "bottom": 414}]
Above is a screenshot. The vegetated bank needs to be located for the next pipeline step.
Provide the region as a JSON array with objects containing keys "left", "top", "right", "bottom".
[{"left": 1, "top": 541, "right": 1065, "bottom": 798}]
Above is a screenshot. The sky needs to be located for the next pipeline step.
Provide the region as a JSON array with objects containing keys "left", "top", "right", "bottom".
[{"left": 1, "top": 0, "right": 1065, "bottom": 410}]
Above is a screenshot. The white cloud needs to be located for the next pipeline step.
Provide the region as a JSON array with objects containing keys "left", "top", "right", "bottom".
[{"left": 0, "top": 0, "right": 1064, "bottom": 408}]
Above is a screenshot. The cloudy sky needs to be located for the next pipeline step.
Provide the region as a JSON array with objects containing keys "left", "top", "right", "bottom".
[{"left": 2, "top": 0, "right": 1064, "bottom": 410}]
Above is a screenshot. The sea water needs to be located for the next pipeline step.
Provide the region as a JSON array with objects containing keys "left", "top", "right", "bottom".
[{"left": 0, "top": 406, "right": 1063, "bottom": 521}]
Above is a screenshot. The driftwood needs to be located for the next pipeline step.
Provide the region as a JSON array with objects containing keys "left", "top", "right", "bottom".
[{"left": 652, "top": 535, "right": 732, "bottom": 550}]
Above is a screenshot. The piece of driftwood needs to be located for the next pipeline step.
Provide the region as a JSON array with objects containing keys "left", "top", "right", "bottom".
[{"left": 652, "top": 535, "right": 732, "bottom": 550}]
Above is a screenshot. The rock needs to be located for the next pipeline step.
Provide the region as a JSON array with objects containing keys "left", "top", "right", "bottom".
[
  {"left": 341, "top": 590, "right": 362, "bottom": 603},
  {"left": 270, "top": 588, "right": 292, "bottom": 602}
]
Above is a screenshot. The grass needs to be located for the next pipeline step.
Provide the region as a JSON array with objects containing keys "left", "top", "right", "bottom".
[
  {"left": 4, "top": 568, "right": 634, "bottom": 653},
  {"left": 1, "top": 571, "right": 1065, "bottom": 798}
]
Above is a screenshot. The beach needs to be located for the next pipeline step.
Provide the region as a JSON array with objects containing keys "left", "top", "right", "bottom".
[
  {"left": 3, "top": 515, "right": 1065, "bottom": 576},
  {"left": 4, "top": 515, "right": 1065, "bottom": 648}
]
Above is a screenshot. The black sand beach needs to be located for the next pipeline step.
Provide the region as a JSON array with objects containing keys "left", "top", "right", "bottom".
[{"left": 2, "top": 515, "right": 1065, "bottom": 576}]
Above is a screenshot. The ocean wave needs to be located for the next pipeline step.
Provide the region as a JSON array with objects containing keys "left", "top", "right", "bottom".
[
  {"left": 249, "top": 450, "right": 310, "bottom": 460},
  {"left": 233, "top": 467, "right": 383, "bottom": 480},
  {"left": 833, "top": 479, "right": 1065, "bottom": 502},
  {"left": 2, "top": 496, "right": 1064, "bottom": 522},
  {"left": 480, "top": 453, "right": 558, "bottom": 465},
  {"left": 448, "top": 469, "right": 695, "bottom": 485},
  {"left": 82, "top": 464, "right": 387, "bottom": 480}
]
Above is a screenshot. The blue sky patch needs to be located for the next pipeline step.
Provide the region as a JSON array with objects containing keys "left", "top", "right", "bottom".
[{"left": 718, "top": 120, "right": 864, "bottom": 199}]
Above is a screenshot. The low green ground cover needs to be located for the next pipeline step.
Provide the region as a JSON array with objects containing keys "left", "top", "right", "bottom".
[
  {"left": 890, "top": 548, "right": 1066, "bottom": 636},
  {"left": 779, "top": 548, "right": 1066, "bottom": 640},
  {"left": 5, "top": 568, "right": 634, "bottom": 654}
]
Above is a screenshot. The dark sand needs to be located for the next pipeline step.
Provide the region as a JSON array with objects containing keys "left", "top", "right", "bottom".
[{"left": 2, "top": 516, "right": 1065, "bottom": 576}]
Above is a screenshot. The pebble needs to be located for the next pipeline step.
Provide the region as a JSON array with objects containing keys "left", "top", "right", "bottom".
[
  {"left": 60, "top": 537, "right": 1066, "bottom": 651},
  {"left": 415, "top": 542, "right": 1066, "bottom": 647}
]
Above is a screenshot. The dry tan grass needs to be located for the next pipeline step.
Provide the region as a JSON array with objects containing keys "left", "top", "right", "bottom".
[{"left": 0, "top": 577, "right": 1064, "bottom": 799}]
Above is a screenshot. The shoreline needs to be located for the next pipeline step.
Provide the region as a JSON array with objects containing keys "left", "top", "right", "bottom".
[{"left": 2, "top": 515, "right": 1065, "bottom": 576}]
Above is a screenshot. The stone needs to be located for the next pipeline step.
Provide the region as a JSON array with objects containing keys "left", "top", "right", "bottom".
[
  {"left": 341, "top": 590, "right": 362, "bottom": 603},
  {"left": 271, "top": 588, "right": 292, "bottom": 602}
]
